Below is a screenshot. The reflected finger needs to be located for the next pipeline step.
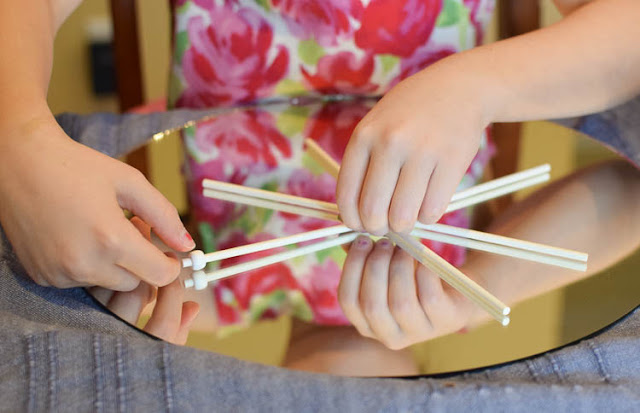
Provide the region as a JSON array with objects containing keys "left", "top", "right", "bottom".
[
  {"left": 338, "top": 235, "right": 375, "bottom": 337},
  {"left": 360, "top": 239, "right": 404, "bottom": 348}
]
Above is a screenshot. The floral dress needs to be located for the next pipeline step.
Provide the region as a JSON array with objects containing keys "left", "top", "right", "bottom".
[{"left": 168, "top": 0, "right": 496, "bottom": 335}]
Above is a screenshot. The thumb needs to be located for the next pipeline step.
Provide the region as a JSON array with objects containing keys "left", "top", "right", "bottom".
[{"left": 117, "top": 169, "right": 195, "bottom": 252}]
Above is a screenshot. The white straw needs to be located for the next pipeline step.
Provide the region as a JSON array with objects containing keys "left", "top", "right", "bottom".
[
  {"left": 445, "top": 174, "right": 550, "bottom": 213},
  {"left": 203, "top": 189, "right": 340, "bottom": 221},
  {"left": 416, "top": 223, "right": 588, "bottom": 263},
  {"left": 192, "top": 232, "right": 358, "bottom": 286},
  {"left": 202, "top": 179, "right": 339, "bottom": 215},
  {"left": 387, "top": 232, "right": 510, "bottom": 325},
  {"left": 182, "top": 224, "right": 351, "bottom": 267},
  {"left": 411, "top": 228, "right": 587, "bottom": 271},
  {"left": 450, "top": 164, "right": 550, "bottom": 202}
]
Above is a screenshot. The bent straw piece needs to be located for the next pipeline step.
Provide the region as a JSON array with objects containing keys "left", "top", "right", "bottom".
[
  {"left": 190, "top": 232, "right": 359, "bottom": 288},
  {"left": 387, "top": 232, "right": 510, "bottom": 325},
  {"left": 416, "top": 222, "right": 588, "bottom": 263},
  {"left": 450, "top": 164, "right": 551, "bottom": 203},
  {"left": 203, "top": 189, "right": 340, "bottom": 221},
  {"left": 182, "top": 224, "right": 351, "bottom": 267},
  {"left": 305, "top": 139, "right": 340, "bottom": 179},
  {"left": 202, "top": 179, "right": 339, "bottom": 215},
  {"left": 411, "top": 228, "right": 587, "bottom": 271},
  {"left": 445, "top": 174, "right": 550, "bottom": 213}
]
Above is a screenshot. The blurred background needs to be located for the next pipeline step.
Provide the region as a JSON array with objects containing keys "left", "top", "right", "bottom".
[{"left": 47, "top": 0, "right": 640, "bottom": 374}]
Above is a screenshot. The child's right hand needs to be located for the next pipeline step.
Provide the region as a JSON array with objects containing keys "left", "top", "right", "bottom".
[{"left": 0, "top": 116, "right": 195, "bottom": 291}]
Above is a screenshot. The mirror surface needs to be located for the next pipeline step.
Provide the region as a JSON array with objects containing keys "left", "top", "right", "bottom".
[{"left": 88, "top": 98, "right": 640, "bottom": 376}]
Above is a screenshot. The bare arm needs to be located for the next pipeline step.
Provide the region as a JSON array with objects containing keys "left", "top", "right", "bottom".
[{"left": 0, "top": 1, "right": 195, "bottom": 291}]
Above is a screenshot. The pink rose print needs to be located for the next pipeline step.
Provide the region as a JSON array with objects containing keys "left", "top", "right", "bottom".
[
  {"left": 188, "top": 159, "right": 248, "bottom": 229},
  {"left": 300, "top": 260, "right": 349, "bottom": 324},
  {"left": 194, "top": 109, "right": 292, "bottom": 168},
  {"left": 391, "top": 46, "right": 455, "bottom": 87},
  {"left": 301, "top": 51, "right": 377, "bottom": 95},
  {"left": 280, "top": 169, "right": 338, "bottom": 235},
  {"left": 305, "top": 101, "right": 371, "bottom": 163},
  {"left": 214, "top": 232, "right": 300, "bottom": 324},
  {"left": 355, "top": 0, "right": 442, "bottom": 57},
  {"left": 177, "top": 4, "right": 289, "bottom": 107},
  {"left": 271, "top": 0, "right": 364, "bottom": 46}
]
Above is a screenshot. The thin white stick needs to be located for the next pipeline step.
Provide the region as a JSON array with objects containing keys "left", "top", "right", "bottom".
[
  {"left": 182, "top": 224, "right": 351, "bottom": 267},
  {"left": 193, "top": 232, "right": 358, "bottom": 285},
  {"left": 411, "top": 228, "right": 587, "bottom": 271},
  {"left": 416, "top": 223, "right": 588, "bottom": 263},
  {"left": 204, "top": 186, "right": 588, "bottom": 265},
  {"left": 203, "top": 189, "right": 340, "bottom": 221},
  {"left": 305, "top": 139, "right": 340, "bottom": 179},
  {"left": 202, "top": 179, "right": 339, "bottom": 215},
  {"left": 387, "top": 232, "right": 510, "bottom": 325},
  {"left": 450, "top": 164, "right": 550, "bottom": 202},
  {"left": 445, "top": 174, "right": 550, "bottom": 213}
]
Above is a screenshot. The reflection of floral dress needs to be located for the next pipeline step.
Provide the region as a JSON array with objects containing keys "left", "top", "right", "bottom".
[{"left": 169, "top": 0, "right": 495, "bottom": 334}]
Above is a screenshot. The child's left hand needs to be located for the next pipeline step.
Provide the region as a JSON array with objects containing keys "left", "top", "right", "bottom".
[
  {"left": 338, "top": 235, "right": 476, "bottom": 349},
  {"left": 336, "top": 57, "right": 493, "bottom": 235}
]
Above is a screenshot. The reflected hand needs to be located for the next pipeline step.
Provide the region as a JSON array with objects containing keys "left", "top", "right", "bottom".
[
  {"left": 89, "top": 216, "right": 200, "bottom": 345},
  {"left": 338, "top": 235, "right": 475, "bottom": 350}
]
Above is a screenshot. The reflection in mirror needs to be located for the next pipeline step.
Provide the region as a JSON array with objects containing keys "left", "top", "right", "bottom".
[{"left": 90, "top": 100, "right": 640, "bottom": 377}]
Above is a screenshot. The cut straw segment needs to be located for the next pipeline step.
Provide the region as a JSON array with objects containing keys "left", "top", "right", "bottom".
[
  {"left": 416, "top": 223, "right": 588, "bottom": 263},
  {"left": 202, "top": 179, "right": 339, "bottom": 215},
  {"left": 185, "top": 232, "right": 358, "bottom": 288},
  {"left": 387, "top": 232, "right": 510, "bottom": 325},
  {"left": 182, "top": 224, "right": 351, "bottom": 268},
  {"left": 450, "top": 164, "right": 550, "bottom": 203},
  {"left": 445, "top": 174, "right": 550, "bottom": 213},
  {"left": 411, "top": 228, "right": 587, "bottom": 271},
  {"left": 202, "top": 184, "right": 588, "bottom": 269},
  {"left": 305, "top": 139, "right": 340, "bottom": 179},
  {"left": 203, "top": 188, "right": 340, "bottom": 221}
]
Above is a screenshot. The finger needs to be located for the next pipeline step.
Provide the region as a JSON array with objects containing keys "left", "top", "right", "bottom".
[
  {"left": 130, "top": 216, "right": 151, "bottom": 241},
  {"left": 388, "top": 249, "right": 431, "bottom": 337},
  {"left": 419, "top": 161, "right": 466, "bottom": 225},
  {"left": 388, "top": 158, "right": 433, "bottom": 233},
  {"left": 174, "top": 301, "right": 200, "bottom": 345},
  {"left": 336, "top": 131, "right": 370, "bottom": 232},
  {"left": 116, "top": 222, "right": 182, "bottom": 287},
  {"left": 358, "top": 150, "right": 402, "bottom": 236},
  {"left": 116, "top": 169, "right": 195, "bottom": 252},
  {"left": 360, "top": 238, "right": 404, "bottom": 348},
  {"left": 105, "top": 282, "right": 155, "bottom": 325},
  {"left": 338, "top": 235, "right": 375, "bottom": 337},
  {"left": 87, "top": 287, "right": 114, "bottom": 306},
  {"left": 143, "top": 278, "right": 184, "bottom": 341},
  {"left": 415, "top": 262, "right": 447, "bottom": 331},
  {"left": 87, "top": 261, "right": 141, "bottom": 292}
]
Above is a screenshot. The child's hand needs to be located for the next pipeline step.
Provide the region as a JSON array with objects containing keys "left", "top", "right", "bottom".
[
  {"left": 0, "top": 118, "right": 195, "bottom": 291},
  {"left": 90, "top": 280, "right": 199, "bottom": 345},
  {"left": 338, "top": 235, "right": 475, "bottom": 349},
  {"left": 337, "top": 59, "right": 491, "bottom": 235},
  {"left": 89, "top": 217, "right": 199, "bottom": 345}
]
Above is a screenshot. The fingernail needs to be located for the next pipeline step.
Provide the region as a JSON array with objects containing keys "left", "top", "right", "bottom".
[
  {"left": 183, "top": 231, "right": 196, "bottom": 249},
  {"left": 379, "top": 238, "right": 392, "bottom": 248},
  {"left": 356, "top": 235, "right": 371, "bottom": 249}
]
